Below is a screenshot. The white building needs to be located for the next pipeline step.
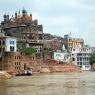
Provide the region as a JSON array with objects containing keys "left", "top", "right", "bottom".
[
  {"left": 5, "top": 37, "right": 17, "bottom": 52},
  {"left": 54, "top": 45, "right": 71, "bottom": 63},
  {"left": 0, "top": 36, "right": 17, "bottom": 52},
  {"left": 71, "top": 45, "right": 91, "bottom": 70}
]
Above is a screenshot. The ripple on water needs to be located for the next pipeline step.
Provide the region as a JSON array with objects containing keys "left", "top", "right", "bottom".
[{"left": 0, "top": 72, "right": 95, "bottom": 95}]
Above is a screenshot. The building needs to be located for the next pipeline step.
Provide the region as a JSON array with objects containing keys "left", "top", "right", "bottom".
[
  {"left": 43, "top": 33, "right": 64, "bottom": 50},
  {"left": 43, "top": 38, "right": 63, "bottom": 50},
  {"left": 0, "top": 36, "right": 16, "bottom": 51},
  {"left": 1, "top": 9, "right": 43, "bottom": 52},
  {"left": 0, "top": 36, "right": 17, "bottom": 70},
  {"left": 5, "top": 37, "right": 17, "bottom": 52},
  {"left": 0, "top": 36, "right": 17, "bottom": 53},
  {"left": 43, "top": 33, "right": 54, "bottom": 40},
  {"left": 0, "top": 9, "right": 44, "bottom": 73},
  {"left": 63, "top": 34, "right": 84, "bottom": 52},
  {"left": 72, "top": 38, "right": 84, "bottom": 47},
  {"left": 53, "top": 45, "right": 71, "bottom": 63},
  {"left": 0, "top": 48, "right": 43, "bottom": 73},
  {"left": 71, "top": 45, "right": 91, "bottom": 70}
]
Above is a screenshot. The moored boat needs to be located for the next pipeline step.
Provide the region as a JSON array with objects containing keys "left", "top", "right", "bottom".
[{"left": 16, "top": 70, "right": 32, "bottom": 76}]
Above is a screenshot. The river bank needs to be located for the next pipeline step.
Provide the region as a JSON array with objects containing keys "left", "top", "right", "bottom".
[
  {"left": 0, "top": 71, "right": 12, "bottom": 79},
  {"left": 0, "top": 63, "right": 82, "bottom": 78},
  {"left": 40, "top": 63, "right": 82, "bottom": 73}
]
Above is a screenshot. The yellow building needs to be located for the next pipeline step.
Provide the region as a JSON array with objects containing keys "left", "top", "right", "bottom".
[
  {"left": 63, "top": 34, "right": 84, "bottom": 52},
  {"left": 72, "top": 38, "right": 84, "bottom": 48}
]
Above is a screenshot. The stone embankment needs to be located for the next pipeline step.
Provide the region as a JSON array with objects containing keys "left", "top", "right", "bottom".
[
  {"left": 0, "top": 71, "right": 12, "bottom": 79},
  {"left": 40, "top": 63, "right": 81, "bottom": 73}
]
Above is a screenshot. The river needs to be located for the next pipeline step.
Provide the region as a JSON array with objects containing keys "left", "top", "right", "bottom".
[{"left": 0, "top": 72, "right": 95, "bottom": 95}]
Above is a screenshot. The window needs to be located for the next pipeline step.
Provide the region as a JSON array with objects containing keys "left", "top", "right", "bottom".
[
  {"left": 0, "top": 41, "right": 1, "bottom": 45},
  {"left": 39, "top": 36, "right": 43, "bottom": 40},
  {"left": 3, "top": 41, "right": 5, "bottom": 45},
  {"left": 15, "top": 62, "right": 16, "bottom": 65},
  {"left": 72, "top": 57, "right": 75, "bottom": 61},
  {"left": 77, "top": 62, "right": 79, "bottom": 65},
  {"left": 10, "top": 41, "right": 14, "bottom": 45},
  {"left": 0, "top": 58, "right": 2, "bottom": 61},
  {"left": 56, "top": 54, "right": 61, "bottom": 57},
  {"left": 23, "top": 36, "right": 25, "bottom": 39},
  {"left": 80, "top": 62, "right": 82, "bottom": 65},
  {"left": 80, "top": 57, "right": 82, "bottom": 61},
  {"left": 77, "top": 53, "right": 82, "bottom": 56},
  {"left": 77, "top": 57, "right": 79, "bottom": 61},
  {"left": 10, "top": 46, "right": 14, "bottom": 51},
  {"left": 73, "top": 49, "right": 75, "bottom": 51},
  {"left": 0, "top": 48, "right": 1, "bottom": 52}
]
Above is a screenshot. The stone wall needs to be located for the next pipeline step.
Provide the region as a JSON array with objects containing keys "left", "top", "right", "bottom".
[
  {"left": 1, "top": 52, "right": 43, "bottom": 73},
  {"left": 40, "top": 63, "right": 81, "bottom": 73}
]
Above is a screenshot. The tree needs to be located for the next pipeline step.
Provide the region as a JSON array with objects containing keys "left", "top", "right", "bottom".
[
  {"left": 89, "top": 53, "right": 95, "bottom": 65},
  {"left": 20, "top": 47, "right": 37, "bottom": 55}
]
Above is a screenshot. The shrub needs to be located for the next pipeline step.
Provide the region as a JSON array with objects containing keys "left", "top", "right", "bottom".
[{"left": 20, "top": 47, "right": 37, "bottom": 55}]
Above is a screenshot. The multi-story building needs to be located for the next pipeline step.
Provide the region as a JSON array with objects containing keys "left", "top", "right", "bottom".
[
  {"left": 63, "top": 34, "right": 84, "bottom": 52},
  {"left": 0, "top": 36, "right": 17, "bottom": 70},
  {"left": 0, "top": 9, "right": 44, "bottom": 73},
  {"left": 71, "top": 45, "right": 91, "bottom": 70},
  {"left": 1, "top": 9, "right": 43, "bottom": 52}
]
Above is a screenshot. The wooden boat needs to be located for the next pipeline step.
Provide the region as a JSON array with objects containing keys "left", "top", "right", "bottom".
[{"left": 16, "top": 70, "right": 32, "bottom": 76}]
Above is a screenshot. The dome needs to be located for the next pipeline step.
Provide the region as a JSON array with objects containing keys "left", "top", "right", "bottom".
[
  {"left": 22, "top": 9, "right": 27, "bottom": 16},
  {"left": 3, "top": 14, "right": 7, "bottom": 18},
  {"left": 22, "top": 9, "right": 27, "bottom": 14}
]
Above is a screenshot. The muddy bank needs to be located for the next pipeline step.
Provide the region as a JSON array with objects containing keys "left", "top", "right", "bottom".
[{"left": 0, "top": 71, "right": 12, "bottom": 79}]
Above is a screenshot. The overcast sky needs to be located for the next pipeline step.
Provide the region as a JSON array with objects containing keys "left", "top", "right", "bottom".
[{"left": 0, "top": 0, "right": 95, "bottom": 46}]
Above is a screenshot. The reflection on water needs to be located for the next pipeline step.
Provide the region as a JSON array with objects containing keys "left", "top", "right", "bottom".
[{"left": 0, "top": 72, "right": 95, "bottom": 95}]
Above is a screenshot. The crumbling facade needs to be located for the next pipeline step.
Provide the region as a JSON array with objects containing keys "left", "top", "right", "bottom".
[
  {"left": 0, "top": 9, "right": 44, "bottom": 73},
  {"left": 1, "top": 9, "right": 43, "bottom": 51}
]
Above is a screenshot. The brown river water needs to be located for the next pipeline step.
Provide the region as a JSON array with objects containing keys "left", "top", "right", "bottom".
[{"left": 0, "top": 72, "right": 95, "bottom": 95}]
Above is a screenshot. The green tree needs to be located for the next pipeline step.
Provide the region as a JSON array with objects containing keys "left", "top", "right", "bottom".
[
  {"left": 89, "top": 53, "right": 95, "bottom": 65},
  {"left": 20, "top": 47, "right": 37, "bottom": 55}
]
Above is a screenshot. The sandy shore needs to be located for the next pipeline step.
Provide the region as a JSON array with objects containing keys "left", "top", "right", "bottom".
[{"left": 0, "top": 71, "right": 12, "bottom": 79}]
